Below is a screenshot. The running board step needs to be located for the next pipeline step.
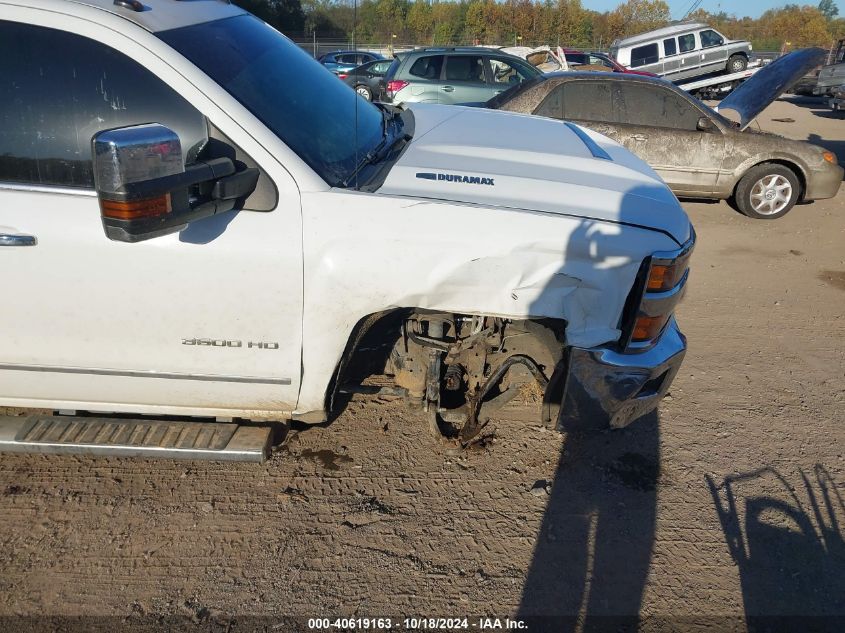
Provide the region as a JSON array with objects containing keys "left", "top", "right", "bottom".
[{"left": 0, "top": 415, "right": 271, "bottom": 463}]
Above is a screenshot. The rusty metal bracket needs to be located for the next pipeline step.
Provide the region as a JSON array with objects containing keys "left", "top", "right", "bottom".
[{"left": 459, "top": 354, "right": 549, "bottom": 445}]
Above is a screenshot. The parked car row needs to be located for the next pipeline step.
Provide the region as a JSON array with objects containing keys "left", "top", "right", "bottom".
[
  {"left": 318, "top": 21, "right": 757, "bottom": 105},
  {"left": 317, "top": 49, "right": 384, "bottom": 75},
  {"left": 321, "top": 44, "right": 839, "bottom": 219}
]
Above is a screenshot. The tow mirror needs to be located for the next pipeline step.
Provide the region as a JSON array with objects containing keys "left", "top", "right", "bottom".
[
  {"left": 696, "top": 116, "right": 715, "bottom": 132},
  {"left": 92, "top": 123, "right": 258, "bottom": 243}
]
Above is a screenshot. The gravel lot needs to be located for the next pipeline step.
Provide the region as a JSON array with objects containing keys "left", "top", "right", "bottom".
[{"left": 0, "top": 97, "right": 843, "bottom": 632}]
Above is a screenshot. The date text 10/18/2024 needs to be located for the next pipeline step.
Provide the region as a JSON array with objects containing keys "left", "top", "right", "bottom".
[{"left": 307, "top": 618, "right": 528, "bottom": 630}]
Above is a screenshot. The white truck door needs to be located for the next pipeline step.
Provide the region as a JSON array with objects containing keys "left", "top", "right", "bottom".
[{"left": 0, "top": 19, "right": 303, "bottom": 418}]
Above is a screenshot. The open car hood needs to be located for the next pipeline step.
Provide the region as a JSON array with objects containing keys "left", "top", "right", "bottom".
[{"left": 717, "top": 48, "right": 826, "bottom": 131}]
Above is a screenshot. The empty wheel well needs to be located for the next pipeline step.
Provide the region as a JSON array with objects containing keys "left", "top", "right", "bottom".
[
  {"left": 325, "top": 309, "right": 409, "bottom": 420},
  {"left": 325, "top": 310, "right": 568, "bottom": 421}
]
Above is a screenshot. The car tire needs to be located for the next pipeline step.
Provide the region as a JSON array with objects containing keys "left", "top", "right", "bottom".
[
  {"left": 728, "top": 54, "right": 748, "bottom": 73},
  {"left": 734, "top": 163, "right": 801, "bottom": 219},
  {"left": 355, "top": 85, "right": 372, "bottom": 101}
]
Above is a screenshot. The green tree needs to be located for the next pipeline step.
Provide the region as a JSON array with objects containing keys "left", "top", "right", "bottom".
[
  {"left": 464, "top": 0, "right": 487, "bottom": 43},
  {"left": 613, "top": 0, "right": 671, "bottom": 37},
  {"left": 374, "top": 0, "right": 407, "bottom": 40},
  {"left": 759, "top": 5, "right": 833, "bottom": 48},
  {"left": 406, "top": 0, "right": 433, "bottom": 42},
  {"left": 818, "top": 0, "right": 839, "bottom": 20},
  {"left": 431, "top": 2, "right": 463, "bottom": 44},
  {"left": 555, "top": 0, "right": 591, "bottom": 47}
]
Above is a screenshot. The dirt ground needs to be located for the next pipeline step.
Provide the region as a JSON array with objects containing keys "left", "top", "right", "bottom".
[{"left": 0, "top": 97, "right": 843, "bottom": 632}]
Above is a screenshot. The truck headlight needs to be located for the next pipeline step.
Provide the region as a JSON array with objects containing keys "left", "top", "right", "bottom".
[
  {"left": 631, "top": 314, "right": 671, "bottom": 343},
  {"left": 621, "top": 227, "right": 695, "bottom": 349},
  {"left": 646, "top": 259, "right": 688, "bottom": 292}
]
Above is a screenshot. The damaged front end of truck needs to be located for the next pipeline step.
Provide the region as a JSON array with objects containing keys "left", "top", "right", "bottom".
[
  {"left": 300, "top": 103, "right": 695, "bottom": 445},
  {"left": 322, "top": 227, "right": 694, "bottom": 447}
]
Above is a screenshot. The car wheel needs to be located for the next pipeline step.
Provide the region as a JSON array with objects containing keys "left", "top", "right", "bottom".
[
  {"left": 355, "top": 85, "right": 372, "bottom": 101},
  {"left": 728, "top": 54, "right": 747, "bottom": 73},
  {"left": 734, "top": 163, "right": 800, "bottom": 219}
]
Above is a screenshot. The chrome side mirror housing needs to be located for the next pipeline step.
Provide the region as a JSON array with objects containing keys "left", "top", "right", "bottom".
[{"left": 92, "top": 124, "right": 258, "bottom": 243}]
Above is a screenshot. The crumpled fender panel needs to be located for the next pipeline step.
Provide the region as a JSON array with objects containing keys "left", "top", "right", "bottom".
[{"left": 294, "top": 191, "right": 680, "bottom": 416}]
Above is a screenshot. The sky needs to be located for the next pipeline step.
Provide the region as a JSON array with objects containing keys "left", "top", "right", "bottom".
[{"left": 585, "top": 0, "right": 844, "bottom": 20}]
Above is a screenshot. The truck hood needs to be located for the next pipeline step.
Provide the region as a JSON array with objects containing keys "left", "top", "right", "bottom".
[
  {"left": 378, "top": 104, "right": 690, "bottom": 244},
  {"left": 718, "top": 48, "right": 826, "bottom": 131}
]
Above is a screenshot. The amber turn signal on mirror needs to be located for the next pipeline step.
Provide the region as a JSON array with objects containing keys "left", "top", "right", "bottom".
[{"left": 100, "top": 194, "right": 172, "bottom": 220}]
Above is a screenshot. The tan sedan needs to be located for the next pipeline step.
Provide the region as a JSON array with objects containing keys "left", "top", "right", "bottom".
[{"left": 487, "top": 52, "right": 842, "bottom": 219}]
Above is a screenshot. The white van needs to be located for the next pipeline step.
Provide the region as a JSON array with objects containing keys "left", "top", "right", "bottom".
[{"left": 611, "top": 23, "right": 752, "bottom": 82}]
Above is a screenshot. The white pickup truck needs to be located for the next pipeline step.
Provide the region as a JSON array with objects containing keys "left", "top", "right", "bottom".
[{"left": 0, "top": 0, "right": 694, "bottom": 461}]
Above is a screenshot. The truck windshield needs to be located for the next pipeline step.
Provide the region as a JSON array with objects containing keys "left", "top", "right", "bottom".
[{"left": 158, "top": 15, "right": 384, "bottom": 187}]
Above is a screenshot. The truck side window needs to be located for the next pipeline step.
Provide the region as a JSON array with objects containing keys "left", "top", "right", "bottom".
[
  {"left": 699, "top": 30, "right": 724, "bottom": 49},
  {"left": 678, "top": 34, "right": 697, "bottom": 53},
  {"left": 0, "top": 20, "right": 208, "bottom": 189},
  {"left": 630, "top": 43, "right": 659, "bottom": 68},
  {"left": 562, "top": 81, "right": 613, "bottom": 123},
  {"left": 616, "top": 84, "right": 701, "bottom": 131},
  {"left": 663, "top": 38, "right": 678, "bottom": 57}
]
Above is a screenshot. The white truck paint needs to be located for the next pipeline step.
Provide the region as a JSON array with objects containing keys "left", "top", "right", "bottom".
[{"left": 0, "top": 0, "right": 693, "bottom": 434}]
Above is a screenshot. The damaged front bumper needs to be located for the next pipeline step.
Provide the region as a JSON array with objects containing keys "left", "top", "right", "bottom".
[{"left": 558, "top": 317, "right": 686, "bottom": 431}]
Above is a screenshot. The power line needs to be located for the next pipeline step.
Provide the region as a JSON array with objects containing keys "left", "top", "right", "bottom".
[{"left": 681, "top": 0, "right": 704, "bottom": 21}]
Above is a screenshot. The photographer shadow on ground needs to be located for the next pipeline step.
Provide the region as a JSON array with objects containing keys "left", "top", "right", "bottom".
[
  {"left": 515, "top": 175, "right": 687, "bottom": 631},
  {"left": 517, "top": 412, "right": 660, "bottom": 632},
  {"left": 707, "top": 465, "right": 845, "bottom": 629}
]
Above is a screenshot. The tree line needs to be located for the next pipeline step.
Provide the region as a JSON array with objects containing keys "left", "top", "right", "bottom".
[{"left": 235, "top": 0, "right": 844, "bottom": 51}]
